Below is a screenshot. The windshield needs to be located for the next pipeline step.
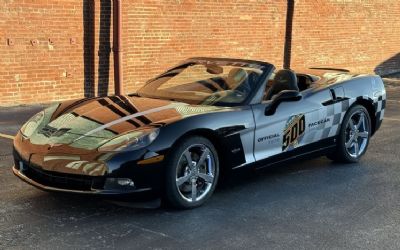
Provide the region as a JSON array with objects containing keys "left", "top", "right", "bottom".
[{"left": 137, "top": 59, "right": 267, "bottom": 106}]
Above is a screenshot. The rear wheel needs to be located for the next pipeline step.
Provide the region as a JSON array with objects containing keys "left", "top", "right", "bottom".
[
  {"left": 164, "top": 136, "right": 219, "bottom": 209},
  {"left": 327, "top": 105, "right": 371, "bottom": 163}
]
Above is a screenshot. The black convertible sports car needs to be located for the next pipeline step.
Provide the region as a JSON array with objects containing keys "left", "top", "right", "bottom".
[{"left": 13, "top": 57, "right": 386, "bottom": 208}]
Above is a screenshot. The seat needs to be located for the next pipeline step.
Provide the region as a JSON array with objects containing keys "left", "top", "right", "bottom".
[
  {"left": 226, "top": 68, "right": 248, "bottom": 89},
  {"left": 265, "top": 69, "right": 299, "bottom": 100}
]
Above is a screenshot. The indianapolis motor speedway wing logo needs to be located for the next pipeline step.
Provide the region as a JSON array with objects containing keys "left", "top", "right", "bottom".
[{"left": 282, "top": 114, "right": 306, "bottom": 151}]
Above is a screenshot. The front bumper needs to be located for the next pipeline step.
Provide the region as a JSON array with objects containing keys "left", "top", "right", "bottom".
[
  {"left": 12, "top": 164, "right": 152, "bottom": 195},
  {"left": 12, "top": 132, "right": 167, "bottom": 198}
]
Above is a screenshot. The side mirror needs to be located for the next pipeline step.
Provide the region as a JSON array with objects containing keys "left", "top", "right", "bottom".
[{"left": 265, "top": 90, "right": 302, "bottom": 116}]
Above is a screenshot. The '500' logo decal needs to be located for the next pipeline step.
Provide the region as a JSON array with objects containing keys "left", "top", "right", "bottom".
[{"left": 282, "top": 114, "right": 305, "bottom": 151}]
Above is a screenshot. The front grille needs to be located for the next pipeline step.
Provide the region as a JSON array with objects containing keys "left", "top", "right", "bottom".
[{"left": 16, "top": 158, "right": 104, "bottom": 191}]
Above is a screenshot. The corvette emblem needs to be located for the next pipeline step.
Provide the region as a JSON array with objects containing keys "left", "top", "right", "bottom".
[{"left": 39, "top": 125, "right": 70, "bottom": 138}]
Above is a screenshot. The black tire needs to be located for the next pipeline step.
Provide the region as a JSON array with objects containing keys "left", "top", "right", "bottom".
[
  {"left": 164, "top": 136, "right": 219, "bottom": 209},
  {"left": 327, "top": 104, "right": 371, "bottom": 163}
]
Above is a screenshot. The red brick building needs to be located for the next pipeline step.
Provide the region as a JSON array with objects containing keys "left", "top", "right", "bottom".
[{"left": 1, "top": 0, "right": 399, "bottom": 106}]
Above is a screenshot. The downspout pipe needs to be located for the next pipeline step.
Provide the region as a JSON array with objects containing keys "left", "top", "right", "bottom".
[
  {"left": 283, "top": 0, "right": 294, "bottom": 69},
  {"left": 113, "top": 0, "right": 123, "bottom": 95}
]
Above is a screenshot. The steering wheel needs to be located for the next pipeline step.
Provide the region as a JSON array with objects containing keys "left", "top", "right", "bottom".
[{"left": 202, "top": 90, "right": 246, "bottom": 105}]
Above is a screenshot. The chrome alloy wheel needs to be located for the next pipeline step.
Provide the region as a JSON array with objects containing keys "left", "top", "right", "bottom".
[
  {"left": 175, "top": 144, "right": 215, "bottom": 203},
  {"left": 345, "top": 110, "right": 369, "bottom": 158}
]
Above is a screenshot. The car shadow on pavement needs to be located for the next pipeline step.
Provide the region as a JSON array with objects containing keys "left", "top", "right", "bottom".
[{"left": 215, "top": 156, "right": 360, "bottom": 197}]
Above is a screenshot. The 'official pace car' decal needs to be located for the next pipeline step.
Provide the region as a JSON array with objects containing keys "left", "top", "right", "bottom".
[
  {"left": 282, "top": 114, "right": 306, "bottom": 151},
  {"left": 257, "top": 133, "right": 280, "bottom": 143},
  {"left": 308, "top": 117, "right": 330, "bottom": 129}
]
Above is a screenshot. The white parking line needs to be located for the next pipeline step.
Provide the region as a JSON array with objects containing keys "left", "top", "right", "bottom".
[
  {"left": 387, "top": 99, "right": 400, "bottom": 103},
  {"left": 0, "top": 133, "right": 14, "bottom": 140}
]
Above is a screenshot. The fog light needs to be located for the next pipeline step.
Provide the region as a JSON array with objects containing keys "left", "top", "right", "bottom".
[
  {"left": 117, "top": 178, "right": 135, "bottom": 187},
  {"left": 104, "top": 178, "right": 135, "bottom": 190}
]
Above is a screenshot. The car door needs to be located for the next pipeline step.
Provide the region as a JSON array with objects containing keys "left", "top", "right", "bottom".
[{"left": 251, "top": 90, "right": 333, "bottom": 161}]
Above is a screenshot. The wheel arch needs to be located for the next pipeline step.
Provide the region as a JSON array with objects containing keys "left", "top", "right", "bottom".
[
  {"left": 169, "top": 128, "right": 228, "bottom": 171},
  {"left": 351, "top": 98, "right": 377, "bottom": 135}
]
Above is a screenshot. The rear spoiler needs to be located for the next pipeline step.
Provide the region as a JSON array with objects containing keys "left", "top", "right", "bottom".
[{"left": 309, "top": 67, "right": 350, "bottom": 73}]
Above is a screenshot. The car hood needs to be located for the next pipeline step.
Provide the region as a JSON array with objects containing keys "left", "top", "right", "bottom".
[{"left": 26, "top": 95, "right": 229, "bottom": 151}]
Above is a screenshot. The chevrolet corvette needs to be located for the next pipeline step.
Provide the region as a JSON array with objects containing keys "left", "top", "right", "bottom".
[{"left": 13, "top": 57, "right": 386, "bottom": 208}]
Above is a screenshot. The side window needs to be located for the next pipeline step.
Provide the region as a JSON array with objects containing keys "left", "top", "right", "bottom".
[{"left": 297, "top": 75, "right": 310, "bottom": 91}]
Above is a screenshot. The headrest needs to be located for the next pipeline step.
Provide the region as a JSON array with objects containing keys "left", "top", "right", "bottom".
[
  {"left": 274, "top": 69, "right": 298, "bottom": 90},
  {"left": 264, "top": 69, "right": 299, "bottom": 100}
]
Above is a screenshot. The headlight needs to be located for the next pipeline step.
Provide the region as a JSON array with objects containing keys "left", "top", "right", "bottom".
[
  {"left": 20, "top": 111, "right": 45, "bottom": 138},
  {"left": 98, "top": 128, "right": 159, "bottom": 152}
]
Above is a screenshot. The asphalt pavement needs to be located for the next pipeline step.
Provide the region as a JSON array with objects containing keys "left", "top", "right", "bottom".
[{"left": 0, "top": 85, "right": 399, "bottom": 249}]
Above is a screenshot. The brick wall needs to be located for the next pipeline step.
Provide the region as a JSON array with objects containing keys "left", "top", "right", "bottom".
[
  {"left": 291, "top": 0, "right": 400, "bottom": 76},
  {"left": 0, "top": 0, "right": 399, "bottom": 106}
]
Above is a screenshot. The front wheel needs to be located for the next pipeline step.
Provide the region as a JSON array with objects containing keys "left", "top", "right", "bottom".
[
  {"left": 327, "top": 105, "right": 371, "bottom": 163},
  {"left": 164, "top": 136, "right": 219, "bottom": 209}
]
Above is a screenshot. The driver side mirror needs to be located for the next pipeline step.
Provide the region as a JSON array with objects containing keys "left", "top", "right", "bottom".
[{"left": 265, "top": 90, "right": 302, "bottom": 116}]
